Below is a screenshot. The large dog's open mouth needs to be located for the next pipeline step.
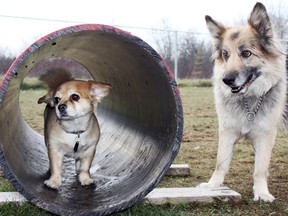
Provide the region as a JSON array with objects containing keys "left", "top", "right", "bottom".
[
  {"left": 222, "top": 67, "right": 261, "bottom": 94},
  {"left": 231, "top": 73, "right": 254, "bottom": 93}
]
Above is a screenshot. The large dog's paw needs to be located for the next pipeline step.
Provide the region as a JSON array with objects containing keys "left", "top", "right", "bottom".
[
  {"left": 79, "top": 173, "right": 94, "bottom": 186},
  {"left": 253, "top": 182, "right": 275, "bottom": 202},
  {"left": 197, "top": 182, "right": 221, "bottom": 188},
  {"left": 44, "top": 178, "right": 61, "bottom": 190},
  {"left": 253, "top": 192, "right": 275, "bottom": 202}
]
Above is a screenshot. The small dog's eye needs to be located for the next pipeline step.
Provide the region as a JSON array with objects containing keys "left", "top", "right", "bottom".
[
  {"left": 222, "top": 50, "right": 228, "bottom": 60},
  {"left": 53, "top": 97, "right": 60, "bottom": 104},
  {"left": 242, "top": 50, "right": 252, "bottom": 58},
  {"left": 71, "top": 94, "right": 80, "bottom": 102}
]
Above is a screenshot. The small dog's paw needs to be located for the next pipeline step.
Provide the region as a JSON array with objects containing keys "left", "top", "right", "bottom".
[
  {"left": 253, "top": 192, "right": 275, "bottom": 202},
  {"left": 80, "top": 177, "right": 94, "bottom": 186},
  {"left": 79, "top": 174, "right": 94, "bottom": 186},
  {"left": 44, "top": 179, "right": 61, "bottom": 190}
]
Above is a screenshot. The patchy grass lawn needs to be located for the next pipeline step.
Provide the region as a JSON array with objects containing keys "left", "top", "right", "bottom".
[{"left": 0, "top": 79, "right": 287, "bottom": 215}]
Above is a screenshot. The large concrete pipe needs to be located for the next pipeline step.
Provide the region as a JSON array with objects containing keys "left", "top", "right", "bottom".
[{"left": 0, "top": 24, "right": 183, "bottom": 215}]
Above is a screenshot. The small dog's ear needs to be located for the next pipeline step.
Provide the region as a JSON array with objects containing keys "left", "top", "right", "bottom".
[
  {"left": 37, "top": 91, "right": 55, "bottom": 107},
  {"left": 89, "top": 81, "right": 111, "bottom": 102}
]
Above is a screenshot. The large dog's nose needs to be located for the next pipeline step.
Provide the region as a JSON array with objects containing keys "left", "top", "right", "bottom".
[
  {"left": 58, "top": 104, "right": 67, "bottom": 113},
  {"left": 222, "top": 74, "right": 237, "bottom": 86}
]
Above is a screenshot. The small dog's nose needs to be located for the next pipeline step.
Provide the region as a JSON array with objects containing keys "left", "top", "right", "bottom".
[
  {"left": 58, "top": 104, "right": 67, "bottom": 113},
  {"left": 222, "top": 74, "right": 236, "bottom": 86}
]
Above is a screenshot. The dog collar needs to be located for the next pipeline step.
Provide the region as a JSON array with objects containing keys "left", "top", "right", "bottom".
[
  {"left": 68, "top": 130, "right": 85, "bottom": 136},
  {"left": 243, "top": 94, "right": 264, "bottom": 121},
  {"left": 56, "top": 113, "right": 93, "bottom": 152}
]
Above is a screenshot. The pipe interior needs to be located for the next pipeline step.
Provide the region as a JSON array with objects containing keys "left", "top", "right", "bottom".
[{"left": 0, "top": 26, "right": 182, "bottom": 215}]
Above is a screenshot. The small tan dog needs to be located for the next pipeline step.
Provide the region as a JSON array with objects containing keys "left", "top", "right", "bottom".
[{"left": 38, "top": 69, "right": 110, "bottom": 189}]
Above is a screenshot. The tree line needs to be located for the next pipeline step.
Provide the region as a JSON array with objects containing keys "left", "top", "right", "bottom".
[
  {"left": 153, "top": 12, "right": 288, "bottom": 80},
  {"left": 0, "top": 9, "right": 287, "bottom": 79},
  {"left": 0, "top": 55, "right": 15, "bottom": 75},
  {"left": 153, "top": 29, "right": 213, "bottom": 79}
]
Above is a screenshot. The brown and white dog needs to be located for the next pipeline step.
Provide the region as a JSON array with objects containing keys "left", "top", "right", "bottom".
[
  {"left": 38, "top": 69, "right": 111, "bottom": 189},
  {"left": 198, "top": 2, "right": 287, "bottom": 202}
]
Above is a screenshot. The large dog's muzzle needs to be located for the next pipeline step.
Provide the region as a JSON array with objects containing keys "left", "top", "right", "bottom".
[{"left": 222, "top": 67, "right": 261, "bottom": 93}]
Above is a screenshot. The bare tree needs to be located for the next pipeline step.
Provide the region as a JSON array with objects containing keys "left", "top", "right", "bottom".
[
  {"left": 268, "top": 0, "right": 288, "bottom": 41},
  {"left": 177, "top": 35, "right": 197, "bottom": 78},
  {"left": 152, "top": 20, "right": 175, "bottom": 74},
  {"left": 0, "top": 49, "right": 16, "bottom": 76}
]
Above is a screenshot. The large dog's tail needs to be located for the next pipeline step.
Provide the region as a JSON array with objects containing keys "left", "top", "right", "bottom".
[{"left": 39, "top": 68, "right": 73, "bottom": 90}]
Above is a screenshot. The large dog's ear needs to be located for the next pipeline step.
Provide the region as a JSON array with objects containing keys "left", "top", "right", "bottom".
[
  {"left": 205, "top": 15, "right": 226, "bottom": 40},
  {"left": 248, "top": 2, "right": 273, "bottom": 43},
  {"left": 205, "top": 16, "right": 226, "bottom": 59}
]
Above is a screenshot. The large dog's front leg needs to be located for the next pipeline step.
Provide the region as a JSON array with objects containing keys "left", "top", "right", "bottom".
[
  {"left": 199, "top": 129, "right": 239, "bottom": 188},
  {"left": 252, "top": 129, "right": 277, "bottom": 202}
]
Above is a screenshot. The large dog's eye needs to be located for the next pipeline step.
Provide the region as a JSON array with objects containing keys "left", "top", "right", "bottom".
[
  {"left": 71, "top": 94, "right": 80, "bottom": 102},
  {"left": 53, "top": 97, "right": 60, "bottom": 104},
  {"left": 241, "top": 50, "right": 252, "bottom": 58}
]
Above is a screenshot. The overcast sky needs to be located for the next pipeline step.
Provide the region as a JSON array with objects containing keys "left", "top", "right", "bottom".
[{"left": 0, "top": 0, "right": 286, "bottom": 56}]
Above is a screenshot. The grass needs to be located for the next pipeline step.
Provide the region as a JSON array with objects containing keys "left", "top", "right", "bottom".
[
  {"left": 177, "top": 79, "right": 213, "bottom": 88},
  {"left": 0, "top": 78, "right": 287, "bottom": 215},
  {"left": 20, "top": 77, "right": 47, "bottom": 91},
  {"left": 0, "top": 203, "right": 52, "bottom": 216},
  {"left": 0, "top": 177, "right": 14, "bottom": 192}
]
